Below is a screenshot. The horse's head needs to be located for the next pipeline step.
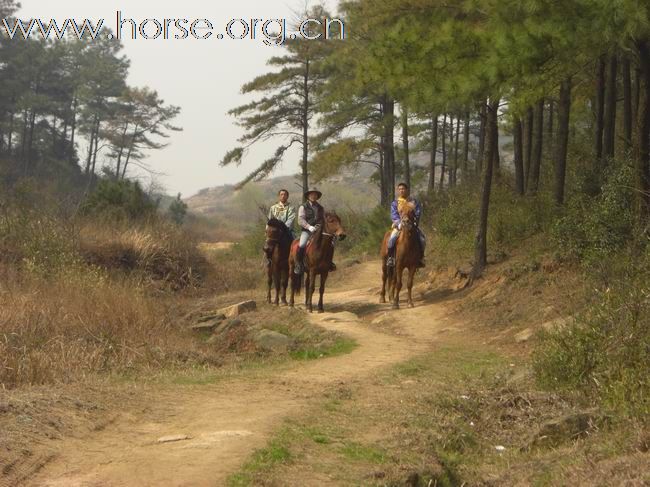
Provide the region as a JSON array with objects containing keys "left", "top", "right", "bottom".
[
  {"left": 265, "top": 218, "right": 285, "bottom": 242},
  {"left": 398, "top": 203, "right": 417, "bottom": 231},
  {"left": 324, "top": 212, "right": 347, "bottom": 241}
]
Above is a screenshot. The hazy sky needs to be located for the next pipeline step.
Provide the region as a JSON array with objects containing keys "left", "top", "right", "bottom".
[{"left": 18, "top": 1, "right": 339, "bottom": 197}]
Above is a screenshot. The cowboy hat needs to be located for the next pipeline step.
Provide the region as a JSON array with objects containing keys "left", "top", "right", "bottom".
[{"left": 304, "top": 188, "right": 322, "bottom": 199}]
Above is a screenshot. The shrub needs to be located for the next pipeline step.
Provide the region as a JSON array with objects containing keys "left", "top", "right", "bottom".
[
  {"left": 338, "top": 206, "right": 391, "bottom": 257},
  {"left": 552, "top": 164, "right": 637, "bottom": 265},
  {"left": 168, "top": 193, "right": 188, "bottom": 225},
  {"left": 533, "top": 259, "right": 650, "bottom": 418},
  {"left": 83, "top": 178, "right": 158, "bottom": 220}
]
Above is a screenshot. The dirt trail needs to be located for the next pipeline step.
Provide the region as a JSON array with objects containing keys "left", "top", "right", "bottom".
[{"left": 28, "top": 262, "right": 449, "bottom": 487}]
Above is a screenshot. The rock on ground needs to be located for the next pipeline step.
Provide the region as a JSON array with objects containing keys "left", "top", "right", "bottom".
[
  {"left": 254, "top": 329, "right": 293, "bottom": 353},
  {"left": 218, "top": 301, "right": 257, "bottom": 318}
]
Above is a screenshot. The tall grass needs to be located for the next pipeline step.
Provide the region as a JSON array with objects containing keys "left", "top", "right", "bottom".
[
  {"left": 0, "top": 202, "right": 220, "bottom": 389},
  {"left": 0, "top": 266, "right": 217, "bottom": 389}
]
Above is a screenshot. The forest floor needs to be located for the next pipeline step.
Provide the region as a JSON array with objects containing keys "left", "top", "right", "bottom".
[{"left": 5, "top": 258, "right": 650, "bottom": 486}]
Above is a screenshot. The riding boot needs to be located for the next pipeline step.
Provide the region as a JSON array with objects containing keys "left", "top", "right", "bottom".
[
  {"left": 386, "top": 246, "right": 396, "bottom": 267},
  {"left": 294, "top": 247, "right": 306, "bottom": 275}
]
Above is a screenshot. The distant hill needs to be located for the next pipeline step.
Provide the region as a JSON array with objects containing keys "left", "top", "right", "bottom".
[{"left": 185, "top": 163, "right": 381, "bottom": 222}]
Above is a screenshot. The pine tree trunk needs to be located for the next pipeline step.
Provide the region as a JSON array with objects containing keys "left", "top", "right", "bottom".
[
  {"left": 623, "top": 56, "right": 633, "bottom": 151},
  {"left": 428, "top": 114, "right": 438, "bottom": 194},
  {"left": 524, "top": 107, "right": 533, "bottom": 190},
  {"left": 302, "top": 60, "right": 310, "bottom": 200},
  {"left": 554, "top": 78, "right": 572, "bottom": 206},
  {"left": 477, "top": 102, "right": 486, "bottom": 175},
  {"left": 7, "top": 111, "right": 13, "bottom": 155},
  {"left": 595, "top": 55, "right": 606, "bottom": 162},
  {"left": 634, "top": 68, "right": 641, "bottom": 126},
  {"left": 635, "top": 40, "right": 650, "bottom": 223},
  {"left": 401, "top": 107, "right": 411, "bottom": 188},
  {"left": 440, "top": 113, "right": 447, "bottom": 188},
  {"left": 513, "top": 116, "right": 525, "bottom": 196},
  {"left": 603, "top": 53, "right": 618, "bottom": 162},
  {"left": 27, "top": 110, "right": 36, "bottom": 169},
  {"left": 472, "top": 97, "right": 500, "bottom": 278},
  {"left": 547, "top": 99, "right": 554, "bottom": 158},
  {"left": 382, "top": 96, "right": 396, "bottom": 204},
  {"left": 463, "top": 111, "right": 470, "bottom": 180},
  {"left": 493, "top": 118, "right": 500, "bottom": 174},
  {"left": 20, "top": 110, "right": 28, "bottom": 164},
  {"left": 379, "top": 137, "right": 387, "bottom": 206},
  {"left": 69, "top": 98, "right": 77, "bottom": 164},
  {"left": 91, "top": 119, "right": 100, "bottom": 180},
  {"left": 529, "top": 100, "right": 544, "bottom": 194},
  {"left": 452, "top": 115, "right": 461, "bottom": 187},
  {"left": 115, "top": 123, "right": 129, "bottom": 179}
]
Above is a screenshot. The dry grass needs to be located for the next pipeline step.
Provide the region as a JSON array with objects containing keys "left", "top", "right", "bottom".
[
  {"left": 0, "top": 265, "right": 222, "bottom": 390},
  {"left": 0, "top": 205, "right": 227, "bottom": 390},
  {"left": 78, "top": 219, "right": 212, "bottom": 290}
]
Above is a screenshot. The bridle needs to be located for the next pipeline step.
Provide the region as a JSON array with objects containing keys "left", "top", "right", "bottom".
[{"left": 400, "top": 214, "right": 416, "bottom": 231}]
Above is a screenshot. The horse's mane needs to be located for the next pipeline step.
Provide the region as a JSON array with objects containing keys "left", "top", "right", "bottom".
[
  {"left": 267, "top": 218, "right": 292, "bottom": 240},
  {"left": 399, "top": 202, "right": 416, "bottom": 217},
  {"left": 267, "top": 218, "right": 285, "bottom": 229}
]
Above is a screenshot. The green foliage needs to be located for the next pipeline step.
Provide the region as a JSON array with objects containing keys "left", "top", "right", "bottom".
[
  {"left": 338, "top": 206, "right": 391, "bottom": 256},
  {"left": 168, "top": 193, "right": 188, "bottom": 225},
  {"left": 83, "top": 178, "right": 158, "bottom": 220},
  {"left": 534, "top": 261, "right": 650, "bottom": 418},
  {"left": 552, "top": 164, "right": 637, "bottom": 265}
]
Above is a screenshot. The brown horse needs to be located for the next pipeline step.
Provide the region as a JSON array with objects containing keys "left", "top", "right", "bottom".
[
  {"left": 289, "top": 212, "right": 346, "bottom": 313},
  {"left": 264, "top": 218, "right": 291, "bottom": 306},
  {"left": 380, "top": 203, "right": 420, "bottom": 309}
]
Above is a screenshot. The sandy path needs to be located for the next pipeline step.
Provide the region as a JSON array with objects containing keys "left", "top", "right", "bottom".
[{"left": 28, "top": 262, "right": 446, "bottom": 487}]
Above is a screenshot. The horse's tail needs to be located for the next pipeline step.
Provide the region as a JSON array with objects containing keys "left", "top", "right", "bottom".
[{"left": 291, "top": 269, "right": 303, "bottom": 295}]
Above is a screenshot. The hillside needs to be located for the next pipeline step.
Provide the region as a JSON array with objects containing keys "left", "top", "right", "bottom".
[{"left": 185, "top": 164, "right": 381, "bottom": 220}]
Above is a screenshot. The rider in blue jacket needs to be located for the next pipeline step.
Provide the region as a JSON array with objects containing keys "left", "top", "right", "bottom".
[{"left": 387, "top": 182, "right": 426, "bottom": 268}]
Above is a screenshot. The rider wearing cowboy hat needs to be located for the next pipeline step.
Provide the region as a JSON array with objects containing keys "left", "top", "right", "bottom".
[
  {"left": 387, "top": 182, "right": 426, "bottom": 268},
  {"left": 294, "top": 188, "right": 336, "bottom": 275}
]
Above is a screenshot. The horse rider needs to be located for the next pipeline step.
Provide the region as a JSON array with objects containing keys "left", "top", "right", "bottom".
[
  {"left": 294, "top": 188, "right": 336, "bottom": 275},
  {"left": 386, "top": 182, "right": 426, "bottom": 268},
  {"left": 265, "top": 189, "right": 296, "bottom": 267}
]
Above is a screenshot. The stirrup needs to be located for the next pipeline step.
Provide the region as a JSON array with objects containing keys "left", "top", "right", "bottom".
[
  {"left": 386, "top": 256, "right": 395, "bottom": 267},
  {"left": 294, "top": 262, "right": 303, "bottom": 275}
]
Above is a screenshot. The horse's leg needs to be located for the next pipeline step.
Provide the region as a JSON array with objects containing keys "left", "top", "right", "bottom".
[
  {"left": 288, "top": 257, "right": 295, "bottom": 308},
  {"left": 407, "top": 266, "right": 416, "bottom": 308},
  {"left": 393, "top": 265, "right": 403, "bottom": 309},
  {"left": 304, "top": 271, "right": 310, "bottom": 307},
  {"left": 266, "top": 264, "right": 272, "bottom": 304},
  {"left": 318, "top": 272, "right": 329, "bottom": 313},
  {"left": 380, "top": 260, "right": 387, "bottom": 304},
  {"left": 308, "top": 271, "right": 317, "bottom": 313},
  {"left": 273, "top": 265, "right": 281, "bottom": 306},
  {"left": 280, "top": 265, "right": 289, "bottom": 306}
]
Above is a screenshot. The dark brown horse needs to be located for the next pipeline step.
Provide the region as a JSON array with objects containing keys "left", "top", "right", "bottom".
[
  {"left": 380, "top": 203, "right": 420, "bottom": 309},
  {"left": 289, "top": 212, "right": 346, "bottom": 313},
  {"left": 264, "top": 218, "right": 291, "bottom": 306}
]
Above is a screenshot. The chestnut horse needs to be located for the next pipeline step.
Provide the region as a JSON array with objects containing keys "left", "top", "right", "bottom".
[
  {"left": 289, "top": 212, "right": 346, "bottom": 313},
  {"left": 380, "top": 203, "right": 420, "bottom": 309},
  {"left": 264, "top": 218, "right": 291, "bottom": 306}
]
